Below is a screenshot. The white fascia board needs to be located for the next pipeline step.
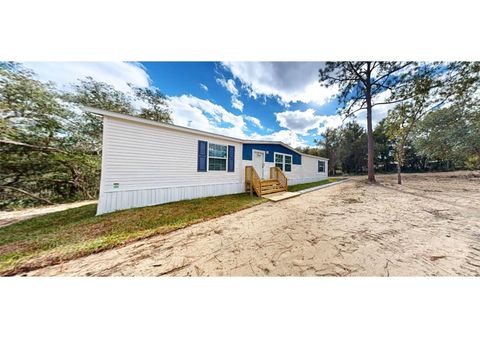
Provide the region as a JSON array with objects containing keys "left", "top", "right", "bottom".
[{"left": 83, "top": 107, "right": 329, "bottom": 161}]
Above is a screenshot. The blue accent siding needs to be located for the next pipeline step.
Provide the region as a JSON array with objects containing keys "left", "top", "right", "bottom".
[
  {"left": 197, "top": 140, "right": 207, "bottom": 172},
  {"left": 227, "top": 145, "right": 235, "bottom": 172},
  {"left": 242, "top": 143, "right": 301, "bottom": 165}
]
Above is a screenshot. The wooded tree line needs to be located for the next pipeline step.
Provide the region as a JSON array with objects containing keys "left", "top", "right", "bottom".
[
  {"left": 0, "top": 62, "right": 171, "bottom": 209},
  {"left": 308, "top": 61, "right": 479, "bottom": 182},
  {"left": 300, "top": 105, "right": 480, "bottom": 178},
  {"left": 317, "top": 61, "right": 480, "bottom": 183}
]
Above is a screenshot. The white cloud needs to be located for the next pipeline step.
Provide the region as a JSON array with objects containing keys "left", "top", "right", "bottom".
[
  {"left": 168, "top": 94, "right": 247, "bottom": 139},
  {"left": 275, "top": 108, "right": 322, "bottom": 135},
  {"left": 222, "top": 62, "right": 338, "bottom": 105},
  {"left": 275, "top": 108, "right": 344, "bottom": 136},
  {"left": 231, "top": 96, "right": 244, "bottom": 112},
  {"left": 316, "top": 114, "right": 344, "bottom": 134},
  {"left": 216, "top": 78, "right": 239, "bottom": 96},
  {"left": 244, "top": 115, "right": 263, "bottom": 129},
  {"left": 216, "top": 77, "right": 244, "bottom": 112},
  {"left": 200, "top": 83, "right": 208, "bottom": 91},
  {"left": 250, "top": 130, "right": 307, "bottom": 148},
  {"left": 22, "top": 61, "right": 150, "bottom": 93}
]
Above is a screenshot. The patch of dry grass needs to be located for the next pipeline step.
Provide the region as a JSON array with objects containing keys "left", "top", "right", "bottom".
[
  {"left": 0, "top": 193, "right": 267, "bottom": 275},
  {"left": 288, "top": 178, "right": 341, "bottom": 192}
]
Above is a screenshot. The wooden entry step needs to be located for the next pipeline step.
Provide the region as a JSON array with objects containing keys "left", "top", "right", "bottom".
[
  {"left": 262, "top": 191, "right": 301, "bottom": 202},
  {"left": 260, "top": 179, "right": 285, "bottom": 194}
]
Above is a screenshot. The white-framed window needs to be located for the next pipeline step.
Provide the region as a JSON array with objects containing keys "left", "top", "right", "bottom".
[
  {"left": 284, "top": 155, "right": 292, "bottom": 172},
  {"left": 318, "top": 160, "right": 325, "bottom": 173},
  {"left": 274, "top": 153, "right": 292, "bottom": 172},
  {"left": 208, "top": 143, "right": 228, "bottom": 171}
]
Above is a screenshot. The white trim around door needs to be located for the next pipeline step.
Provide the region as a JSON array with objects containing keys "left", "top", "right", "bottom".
[{"left": 252, "top": 150, "right": 266, "bottom": 179}]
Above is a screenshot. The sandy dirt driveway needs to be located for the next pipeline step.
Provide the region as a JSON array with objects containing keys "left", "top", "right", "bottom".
[
  {"left": 26, "top": 172, "right": 480, "bottom": 276},
  {"left": 0, "top": 200, "right": 97, "bottom": 228}
]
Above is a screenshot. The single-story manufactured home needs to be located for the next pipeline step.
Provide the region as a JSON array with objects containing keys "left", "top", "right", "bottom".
[{"left": 85, "top": 107, "right": 329, "bottom": 215}]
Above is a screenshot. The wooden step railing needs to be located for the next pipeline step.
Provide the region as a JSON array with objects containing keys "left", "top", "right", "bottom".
[
  {"left": 269, "top": 166, "right": 288, "bottom": 191},
  {"left": 245, "top": 166, "right": 263, "bottom": 196}
]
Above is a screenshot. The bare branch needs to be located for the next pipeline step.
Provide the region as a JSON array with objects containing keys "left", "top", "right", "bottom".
[
  {"left": 342, "top": 104, "right": 369, "bottom": 121},
  {"left": 348, "top": 62, "right": 367, "bottom": 87},
  {"left": 0, "top": 139, "right": 68, "bottom": 154},
  {"left": 0, "top": 185, "right": 54, "bottom": 205},
  {"left": 372, "top": 96, "right": 411, "bottom": 107},
  {"left": 372, "top": 62, "right": 414, "bottom": 85}
]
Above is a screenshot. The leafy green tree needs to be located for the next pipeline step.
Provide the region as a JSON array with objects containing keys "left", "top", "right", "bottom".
[
  {"left": 0, "top": 62, "right": 84, "bottom": 207},
  {"left": 295, "top": 146, "right": 321, "bottom": 156},
  {"left": 403, "top": 142, "right": 428, "bottom": 172},
  {"left": 319, "top": 61, "right": 415, "bottom": 182},
  {"left": 384, "top": 71, "right": 435, "bottom": 184},
  {"left": 315, "top": 127, "right": 341, "bottom": 175},
  {"left": 385, "top": 104, "right": 418, "bottom": 183},
  {"left": 67, "top": 76, "right": 134, "bottom": 113},
  {"left": 414, "top": 107, "right": 480, "bottom": 169},
  {"left": 130, "top": 86, "right": 172, "bottom": 123},
  {"left": 373, "top": 119, "right": 394, "bottom": 172},
  {"left": 387, "top": 62, "right": 480, "bottom": 181},
  {"left": 338, "top": 121, "right": 368, "bottom": 174},
  {"left": 440, "top": 62, "right": 480, "bottom": 107}
]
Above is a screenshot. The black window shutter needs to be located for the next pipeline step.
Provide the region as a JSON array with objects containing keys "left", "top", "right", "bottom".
[
  {"left": 198, "top": 140, "right": 207, "bottom": 172},
  {"left": 228, "top": 145, "right": 235, "bottom": 172}
]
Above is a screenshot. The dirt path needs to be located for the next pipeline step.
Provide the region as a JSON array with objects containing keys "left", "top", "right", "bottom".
[
  {"left": 25, "top": 172, "right": 480, "bottom": 276},
  {"left": 0, "top": 200, "right": 97, "bottom": 228}
]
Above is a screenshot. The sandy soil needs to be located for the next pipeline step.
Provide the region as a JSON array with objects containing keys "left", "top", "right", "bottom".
[
  {"left": 0, "top": 200, "right": 97, "bottom": 228},
  {"left": 25, "top": 172, "right": 480, "bottom": 276}
]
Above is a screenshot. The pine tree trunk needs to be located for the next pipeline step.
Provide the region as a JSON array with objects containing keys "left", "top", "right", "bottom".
[
  {"left": 365, "top": 62, "right": 376, "bottom": 183},
  {"left": 397, "top": 162, "right": 402, "bottom": 185},
  {"left": 366, "top": 92, "right": 375, "bottom": 182}
]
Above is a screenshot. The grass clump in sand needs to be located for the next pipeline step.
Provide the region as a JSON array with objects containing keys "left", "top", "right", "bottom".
[
  {"left": 0, "top": 193, "right": 266, "bottom": 275},
  {"left": 288, "top": 178, "right": 341, "bottom": 192}
]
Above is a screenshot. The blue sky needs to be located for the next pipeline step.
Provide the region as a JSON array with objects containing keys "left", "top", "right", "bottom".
[
  {"left": 141, "top": 62, "right": 341, "bottom": 146},
  {"left": 22, "top": 61, "right": 389, "bottom": 147}
]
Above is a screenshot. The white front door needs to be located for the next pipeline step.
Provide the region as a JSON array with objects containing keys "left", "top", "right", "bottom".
[{"left": 253, "top": 150, "right": 265, "bottom": 179}]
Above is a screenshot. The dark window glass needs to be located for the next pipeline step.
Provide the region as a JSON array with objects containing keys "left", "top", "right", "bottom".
[
  {"left": 318, "top": 161, "right": 325, "bottom": 172},
  {"left": 209, "top": 158, "right": 227, "bottom": 171},
  {"left": 284, "top": 155, "right": 292, "bottom": 172}
]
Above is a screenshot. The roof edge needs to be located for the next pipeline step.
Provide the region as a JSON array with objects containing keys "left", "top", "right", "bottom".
[
  {"left": 82, "top": 107, "right": 329, "bottom": 161},
  {"left": 82, "top": 106, "right": 244, "bottom": 143}
]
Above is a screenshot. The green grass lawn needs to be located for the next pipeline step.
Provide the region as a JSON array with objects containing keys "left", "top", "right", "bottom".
[
  {"left": 0, "top": 193, "right": 267, "bottom": 275},
  {"left": 288, "top": 178, "right": 342, "bottom": 192}
]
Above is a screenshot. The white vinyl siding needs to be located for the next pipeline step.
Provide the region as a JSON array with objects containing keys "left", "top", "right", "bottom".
[
  {"left": 275, "top": 155, "right": 328, "bottom": 185},
  {"left": 97, "top": 117, "right": 243, "bottom": 214}
]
